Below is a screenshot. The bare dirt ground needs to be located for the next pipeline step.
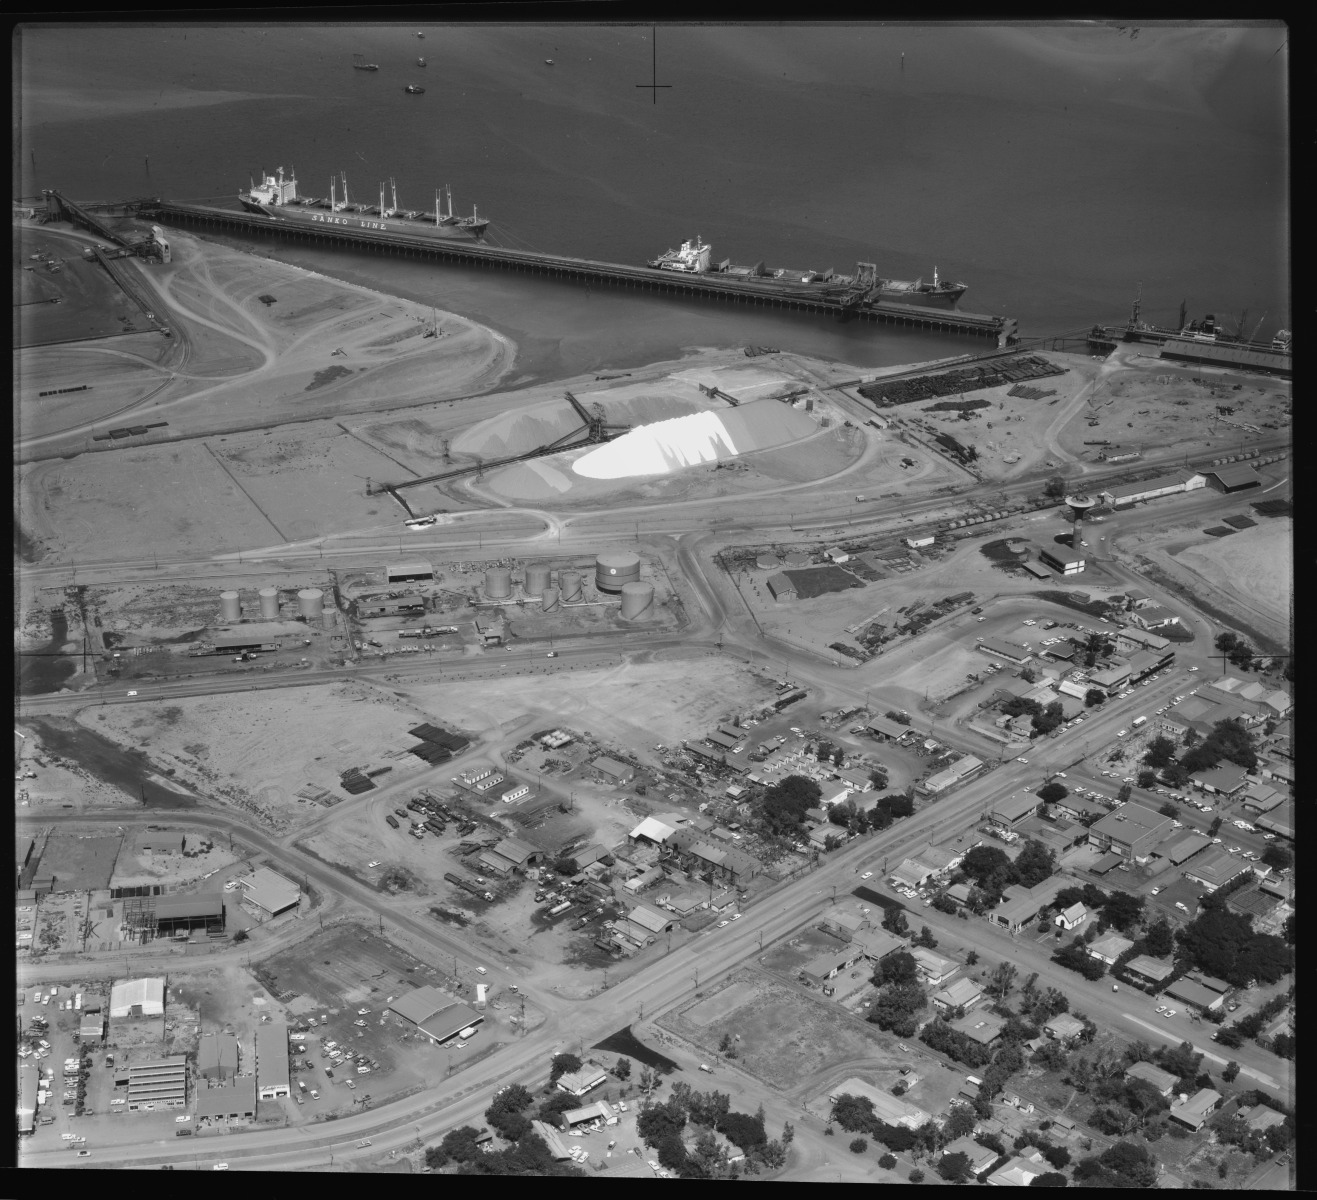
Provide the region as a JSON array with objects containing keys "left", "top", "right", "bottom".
[
  {"left": 1055, "top": 352, "right": 1291, "bottom": 464},
  {"left": 1120, "top": 516, "right": 1292, "bottom": 649},
  {"left": 18, "top": 226, "right": 515, "bottom": 455}
]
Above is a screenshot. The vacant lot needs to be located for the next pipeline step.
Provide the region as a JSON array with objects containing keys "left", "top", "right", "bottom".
[
  {"left": 36, "top": 831, "right": 124, "bottom": 891},
  {"left": 663, "top": 971, "right": 896, "bottom": 1094}
]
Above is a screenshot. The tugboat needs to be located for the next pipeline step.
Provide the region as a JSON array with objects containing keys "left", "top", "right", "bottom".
[
  {"left": 352, "top": 53, "right": 379, "bottom": 71},
  {"left": 405, "top": 84, "right": 425, "bottom": 94}
]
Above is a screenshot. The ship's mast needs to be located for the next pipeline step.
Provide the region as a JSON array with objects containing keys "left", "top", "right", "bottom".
[
  {"left": 434, "top": 189, "right": 441, "bottom": 222},
  {"left": 391, "top": 177, "right": 398, "bottom": 214},
  {"left": 933, "top": 265, "right": 939, "bottom": 288},
  {"left": 329, "top": 176, "right": 336, "bottom": 210},
  {"left": 380, "top": 182, "right": 386, "bottom": 216},
  {"left": 341, "top": 172, "right": 350, "bottom": 208},
  {"left": 446, "top": 185, "right": 453, "bottom": 221}
]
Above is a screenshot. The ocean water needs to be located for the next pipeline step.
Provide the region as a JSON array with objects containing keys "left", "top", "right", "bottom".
[{"left": 17, "top": 22, "right": 1290, "bottom": 370}]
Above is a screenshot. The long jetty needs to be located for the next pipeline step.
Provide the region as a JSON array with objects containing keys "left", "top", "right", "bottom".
[{"left": 44, "top": 191, "right": 1017, "bottom": 346}]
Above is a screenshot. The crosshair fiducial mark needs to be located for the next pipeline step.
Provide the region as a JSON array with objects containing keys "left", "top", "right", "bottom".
[{"left": 636, "top": 26, "right": 672, "bottom": 104}]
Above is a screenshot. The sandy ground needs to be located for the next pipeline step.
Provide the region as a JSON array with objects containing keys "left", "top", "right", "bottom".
[
  {"left": 1121, "top": 516, "right": 1291, "bottom": 649},
  {"left": 17, "top": 225, "right": 514, "bottom": 457}
]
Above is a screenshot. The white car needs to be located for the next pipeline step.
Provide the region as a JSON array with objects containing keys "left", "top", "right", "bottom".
[
  {"left": 357, "top": 1008, "right": 371, "bottom": 1015},
  {"left": 1263, "top": 833, "right": 1276, "bottom": 841},
  {"left": 1226, "top": 846, "right": 1241, "bottom": 854},
  {"left": 1163, "top": 1009, "right": 1176, "bottom": 1019},
  {"left": 861, "top": 871, "right": 873, "bottom": 879},
  {"left": 1211, "top": 837, "right": 1222, "bottom": 844},
  {"left": 1151, "top": 887, "right": 1161, "bottom": 895},
  {"left": 1016, "top": 757, "right": 1029, "bottom": 764},
  {"left": 353, "top": 1020, "right": 367, "bottom": 1027},
  {"left": 213, "top": 1164, "right": 229, "bottom": 1171},
  {"left": 1175, "top": 902, "right": 1189, "bottom": 911},
  {"left": 127, "top": 690, "right": 138, "bottom": 696},
  {"left": 731, "top": 913, "right": 741, "bottom": 921},
  {"left": 1055, "top": 772, "right": 1067, "bottom": 779},
  {"left": 475, "top": 967, "right": 487, "bottom": 975},
  {"left": 718, "top": 920, "right": 729, "bottom": 928},
  {"left": 1188, "top": 666, "right": 1198, "bottom": 672},
  {"left": 176, "top": 1115, "right": 191, "bottom": 1123},
  {"left": 368, "top": 860, "right": 381, "bottom": 868},
  {"left": 1155, "top": 1005, "right": 1167, "bottom": 1014},
  {"left": 358, "top": 1139, "right": 373, "bottom": 1148}
]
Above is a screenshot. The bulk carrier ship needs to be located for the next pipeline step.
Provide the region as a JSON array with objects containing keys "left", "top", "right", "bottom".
[
  {"left": 646, "top": 236, "right": 966, "bottom": 306},
  {"left": 238, "top": 167, "right": 488, "bottom": 239}
]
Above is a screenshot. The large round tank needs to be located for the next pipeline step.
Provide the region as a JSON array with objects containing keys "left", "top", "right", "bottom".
[
  {"left": 485, "top": 567, "right": 512, "bottom": 599},
  {"left": 541, "top": 586, "right": 560, "bottom": 613},
  {"left": 321, "top": 609, "right": 337, "bottom": 631},
  {"left": 783, "top": 551, "right": 811, "bottom": 568},
  {"left": 524, "top": 562, "right": 552, "bottom": 596},
  {"left": 258, "top": 587, "right": 280, "bottom": 620},
  {"left": 219, "top": 591, "right": 241, "bottom": 622},
  {"left": 298, "top": 588, "right": 324, "bottom": 620},
  {"left": 595, "top": 551, "right": 641, "bottom": 594},
  {"left": 619, "top": 581, "right": 654, "bottom": 621},
  {"left": 559, "top": 570, "right": 583, "bottom": 603},
  {"left": 756, "top": 555, "right": 781, "bottom": 571}
]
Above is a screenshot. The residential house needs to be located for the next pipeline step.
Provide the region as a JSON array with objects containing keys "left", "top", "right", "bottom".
[
  {"left": 1190, "top": 763, "right": 1249, "bottom": 798},
  {"left": 911, "top": 947, "right": 960, "bottom": 986},
  {"left": 1124, "top": 955, "right": 1175, "bottom": 988},
  {"left": 1087, "top": 933, "right": 1135, "bottom": 965},
  {"left": 1182, "top": 848, "right": 1252, "bottom": 892},
  {"left": 941, "top": 1136, "right": 999, "bottom": 1177},
  {"left": 986, "top": 1154, "right": 1046, "bottom": 1186},
  {"left": 1043, "top": 1014, "right": 1086, "bottom": 1043},
  {"left": 1125, "top": 1061, "right": 1179, "bottom": 1097},
  {"left": 1241, "top": 1104, "right": 1287, "bottom": 1133},
  {"left": 931, "top": 977, "right": 983, "bottom": 1013},
  {"left": 950, "top": 1012, "right": 1006, "bottom": 1047},
  {"left": 800, "top": 945, "right": 866, "bottom": 988},
  {"left": 1169, "top": 1089, "right": 1222, "bottom": 1131},
  {"left": 1054, "top": 903, "right": 1087, "bottom": 931},
  {"left": 820, "top": 907, "right": 871, "bottom": 942},
  {"left": 1163, "top": 977, "right": 1225, "bottom": 1014},
  {"left": 992, "top": 876, "right": 1069, "bottom": 933},
  {"left": 989, "top": 791, "right": 1041, "bottom": 829}
]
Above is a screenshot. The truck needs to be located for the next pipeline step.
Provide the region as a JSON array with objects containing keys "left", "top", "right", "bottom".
[
  {"left": 444, "top": 872, "right": 495, "bottom": 901},
  {"left": 385, "top": 814, "right": 400, "bottom": 829},
  {"left": 410, "top": 826, "right": 426, "bottom": 839}
]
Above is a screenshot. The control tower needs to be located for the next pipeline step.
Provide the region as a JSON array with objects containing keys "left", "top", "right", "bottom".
[{"left": 1064, "top": 492, "right": 1097, "bottom": 550}]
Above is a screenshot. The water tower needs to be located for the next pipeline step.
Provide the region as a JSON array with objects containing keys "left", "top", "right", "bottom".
[{"left": 1064, "top": 492, "right": 1096, "bottom": 551}]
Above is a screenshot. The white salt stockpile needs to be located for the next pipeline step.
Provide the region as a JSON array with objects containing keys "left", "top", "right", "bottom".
[{"left": 572, "top": 399, "right": 816, "bottom": 480}]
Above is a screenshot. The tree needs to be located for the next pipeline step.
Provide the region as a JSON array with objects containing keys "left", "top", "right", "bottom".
[
  {"left": 850, "top": 1137, "right": 868, "bottom": 1153},
  {"left": 1271, "top": 1033, "right": 1295, "bottom": 1060},
  {"left": 1044, "top": 475, "right": 1067, "bottom": 498},
  {"left": 875, "top": 949, "right": 921, "bottom": 987},
  {"left": 869, "top": 769, "right": 889, "bottom": 790},
  {"left": 1032, "top": 700, "right": 1065, "bottom": 736},
  {"left": 1084, "top": 688, "right": 1106, "bottom": 708},
  {"left": 1038, "top": 781, "right": 1068, "bottom": 803},
  {"left": 549, "top": 1052, "right": 582, "bottom": 1083},
  {"left": 944, "top": 1107, "right": 977, "bottom": 1141},
  {"left": 538, "top": 1091, "right": 580, "bottom": 1121},
  {"left": 878, "top": 791, "right": 916, "bottom": 819},
  {"left": 1262, "top": 844, "right": 1293, "bottom": 871},
  {"left": 832, "top": 1093, "right": 876, "bottom": 1133},
  {"left": 909, "top": 1168, "right": 925, "bottom": 1183},
  {"left": 232, "top": 929, "right": 249, "bottom": 944},
  {"left": 1042, "top": 1145, "right": 1072, "bottom": 1169},
  {"left": 761, "top": 774, "right": 822, "bottom": 834},
  {"left": 1020, "top": 666, "right": 1039, "bottom": 683},
  {"left": 1222, "top": 1061, "right": 1240, "bottom": 1083},
  {"left": 914, "top": 925, "right": 938, "bottom": 949},
  {"left": 938, "top": 1151, "right": 972, "bottom": 1181},
  {"left": 1100, "top": 891, "right": 1144, "bottom": 932},
  {"left": 868, "top": 983, "right": 927, "bottom": 1037},
  {"left": 485, "top": 1083, "right": 534, "bottom": 1139},
  {"left": 966, "top": 950, "right": 979, "bottom": 966},
  {"left": 882, "top": 906, "right": 911, "bottom": 937},
  {"left": 438, "top": 1126, "right": 483, "bottom": 1163},
  {"left": 1143, "top": 735, "right": 1178, "bottom": 769},
  {"left": 1158, "top": 801, "right": 1179, "bottom": 818},
  {"left": 1030, "top": 1172, "right": 1069, "bottom": 1187},
  {"left": 932, "top": 893, "right": 958, "bottom": 915},
  {"left": 962, "top": 844, "right": 1019, "bottom": 894},
  {"left": 1014, "top": 839, "right": 1056, "bottom": 888},
  {"left": 1142, "top": 918, "right": 1174, "bottom": 959},
  {"left": 879, "top": 1153, "right": 898, "bottom": 1169},
  {"left": 613, "top": 1057, "right": 631, "bottom": 1080},
  {"left": 1138, "top": 770, "right": 1159, "bottom": 789},
  {"left": 1117, "top": 782, "right": 1133, "bottom": 804},
  {"left": 986, "top": 961, "right": 1019, "bottom": 1000}
]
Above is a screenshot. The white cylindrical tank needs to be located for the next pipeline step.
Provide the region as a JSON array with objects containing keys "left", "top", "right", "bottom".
[
  {"left": 298, "top": 588, "right": 324, "bottom": 620},
  {"left": 220, "top": 591, "right": 241, "bottom": 622},
  {"left": 595, "top": 551, "right": 641, "bottom": 594},
  {"left": 321, "top": 609, "right": 337, "bottom": 631},
  {"left": 258, "top": 587, "right": 280, "bottom": 620},
  {"left": 756, "top": 555, "right": 781, "bottom": 571},
  {"left": 619, "top": 581, "right": 654, "bottom": 621},
  {"left": 485, "top": 567, "right": 512, "bottom": 599},
  {"left": 541, "top": 586, "right": 560, "bottom": 613},
  {"left": 559, "top": 570, "right": 583, "bottom": 602},
  {"left": 524, "top": 562, "right": 551, "bottom": 595}
]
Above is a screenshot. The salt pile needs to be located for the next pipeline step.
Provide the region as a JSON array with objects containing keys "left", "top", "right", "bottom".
[{"left": 573, "top": 399, "right": 816, "bottom": 480}]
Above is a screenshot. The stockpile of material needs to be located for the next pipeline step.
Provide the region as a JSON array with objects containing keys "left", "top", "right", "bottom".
[{"left": 573, "top": 400, "right": 816, "bottom": 479}]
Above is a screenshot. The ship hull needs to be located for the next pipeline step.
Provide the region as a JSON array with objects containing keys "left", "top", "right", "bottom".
[
  {"left": 644, "top": 260, "right": 966, "bottom": 307},
  {"left": 238, "top": 198, "right": 487, "bottom": 239}
]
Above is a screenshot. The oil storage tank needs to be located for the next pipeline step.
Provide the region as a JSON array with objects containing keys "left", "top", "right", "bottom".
[
  {"left": 541, "top": 586, "right": 560, "bottom": 613},
  {"left": 619, "top": 581, "right": 654, "bottom": 621},
  {"left": 485, "top": 567, "right": 512, "bottom": 599},
  {"left": 219, "top": 591, "right": 241, "bottom": 622},
  {"left": 559, "top": 570, "right": 583, "bottom": 603},
  {"left": 258, "top": 587, "right": 280, "bottom": 620},
  {"left": 524, "top": 562, "right": 552, "bottom": 596},
  {"left": 298, "top": 588, "right": 324, "bottom": 621},
  {"left": 595, "top": 551, "right": 641, "bottom": 594}
]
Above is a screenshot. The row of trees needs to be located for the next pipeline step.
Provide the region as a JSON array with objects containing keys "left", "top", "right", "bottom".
[{"left": 635, "top": 1084, "right": 790, "bottom": 1177}]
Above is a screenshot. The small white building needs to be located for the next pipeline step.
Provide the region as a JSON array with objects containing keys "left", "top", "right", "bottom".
[{"left": 1054, "top": 902, "right": 1087, "bottom": 931}]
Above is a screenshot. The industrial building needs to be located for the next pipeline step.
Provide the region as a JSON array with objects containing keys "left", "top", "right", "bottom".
[
  {"left": 196, "top": 1076, "right": 257, "bottom": 1122},
  {"left": 255, "top": 1024, "right": 290, "bottom": 1099},
  {"left": 1098, "top": 471, "right": 1205, "bottom": 508},
  {"left": 235, "top": 867, "right": 301, "bottom": 919},
  {"left": 387, "top": 986, "right": 483, "bottom": 1043},
  {"left": 556, "top": 1064, "right": 609, "bottom": 1097},
  {"left": 126, "top": 1056, "right": 188, "bottom": 1110},
  {"left": 1086, "top": 803, "right": 1175, "bottom": 863},
  {"left": 356, "top": 594, "right": 426, "bottom": 617},
  {"left": 988, "top": 791, "right": 1041, "bottom": 829},
  {"left": 136, "top": 830, "right": 186, "bottom": 855},
  {"left": 1036, "top": 545, "right": 1085, "bottom": 576},
  {"left": 17, "top": 1059, "right": 38, "bottom": 1136},
  {"left": 765, "top": 572, "right": 797, "bottom": 602},
  {"left": 198, "top": 1032, "right": 240, "bottom": 1081},
  {"left": 991, "top": 876, "right": 1069, "bottom": 933},
  {"left": 386, "top": 561, "right": 434, "bottom": 583},
  {"left": 917, "top": 754, "right": 985, "bottom": 797},
  {"left": 592, "top": 756, "right": 634, "bottom": 782},
  {"left": 155, "top": 891, "right": 226, "bottom": 937},
  {"left": 976, "top": 637, "right": 1033, "bottom": 663},
  {"left": 1205, "top": 464, "right": 1262, "bottom": 493},
  {"left": 110, "top": 976, "right": 166, "bottom": 1019}
]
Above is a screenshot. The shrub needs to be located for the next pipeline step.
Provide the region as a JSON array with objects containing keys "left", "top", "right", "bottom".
[
  {"left": 850, "top": 1137, "right": 868, "bottom": 1153},
  {"left": 879, "top": 1153, "right": 897, "bottom": 1169},
  {"left": 910, "top": 1168, "right": 925, "bottom": 1183}
]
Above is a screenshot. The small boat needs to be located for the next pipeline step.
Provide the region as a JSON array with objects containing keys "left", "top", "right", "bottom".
[
  {"left": 416, "top": 31, "right": 424, "bottom": 39},
  {"left": 417, "top": 57, "right": 426, "bottom": 67},
  {"left": 405, "top": 84, "right": 425, "bottom": 94},
  {"left": 545, "top": 58, "right": 554, "bottom": 65},
  {"left": 352, "top": 53, "right": 379, "bottom": 71}
]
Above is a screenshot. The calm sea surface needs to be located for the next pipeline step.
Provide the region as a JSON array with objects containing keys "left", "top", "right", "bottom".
[{"left": 17, "top": 23, "right": 1290, "bottom": 378}]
